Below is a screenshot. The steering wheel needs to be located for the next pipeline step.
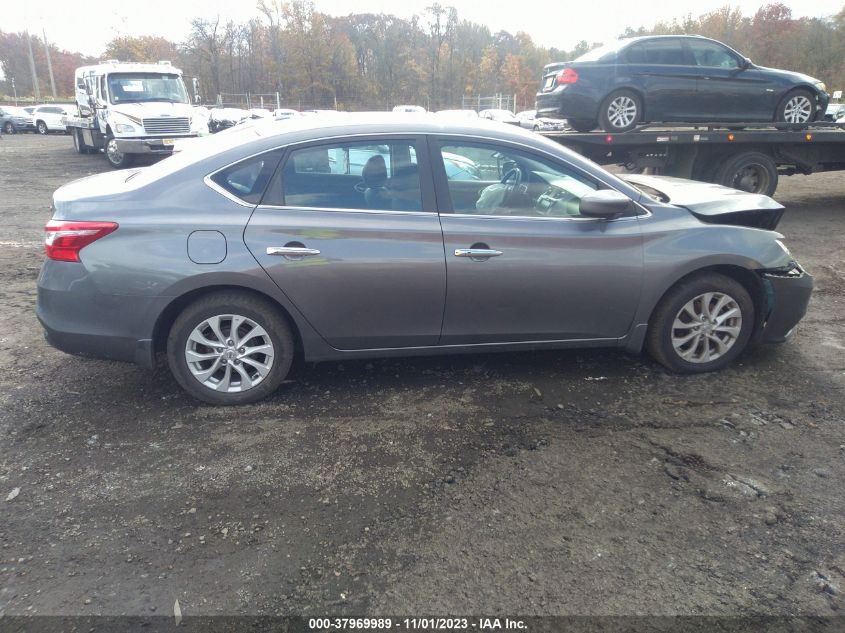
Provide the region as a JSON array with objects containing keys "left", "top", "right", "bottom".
[{"left": 500, "top": 167, "right": 523, "bottom": 206}]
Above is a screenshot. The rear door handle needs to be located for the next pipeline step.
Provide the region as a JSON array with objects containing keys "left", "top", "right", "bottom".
[
  {"left": 454, "top": 248, "right": 503, "bottom": 258},
  {"left": 266, "top": 246, "right": 321, "bottom": 256}
]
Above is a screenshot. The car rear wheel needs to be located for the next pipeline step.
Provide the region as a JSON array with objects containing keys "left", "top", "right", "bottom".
[
  {"left": 3, "top": 122, "right": 13, "bottom": 134},
  {"left": 567, "top": 118, "right": 597, "bottom": 132},
  {"left": 646, "top": 273, "right": 754, "bottom": 373},
  {"left": 714, "top": 151, "right": 778, "bottom": 196},
  {"left": 167, "top": 292, "right": 295, "bottom": 405},
  {"left": 776, "top": 89, "right": 814, "bottom": 124},
  {"left": 36, "top": 120, "right": 48, "bottom": 135},
  {"left": 599, "top": 90, "right": 641, "bottom": 132}
]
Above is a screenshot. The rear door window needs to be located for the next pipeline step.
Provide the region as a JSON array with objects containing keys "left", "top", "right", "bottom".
[{"left": 642, "top": 39, "right": 688, "bottom": 65}]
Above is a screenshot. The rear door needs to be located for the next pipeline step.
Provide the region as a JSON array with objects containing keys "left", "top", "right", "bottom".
[
  {"left": 622, "top": 38, "right": 700, "bottom": 121},
  {"left": 685, "top": 39, "right": 778, "bottom": 120},
  {"left": 243, "top": 136, "right": 447, "bottom": 350},
  {"left": 431, "top": 138, "right": 644, "bottom": 344}
]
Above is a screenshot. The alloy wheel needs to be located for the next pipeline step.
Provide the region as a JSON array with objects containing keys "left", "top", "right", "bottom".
[
  {"left": 671, "top": 292, "right": 742, "bottom": 363},
  {"left": 783, "top": 95, "right": 812, "bottom": 123},
  {"left": 106, "top": 138, "right": 124, "bottom": 165},
  {"left": 607, "top": 96, "right": 637, "bottom": 129},
  {"left": 184, "top": 314, "right": 275, "bottom": 393}
]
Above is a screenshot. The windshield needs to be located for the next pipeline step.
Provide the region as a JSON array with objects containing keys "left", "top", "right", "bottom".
[{"left": 107, "top": 73, "right": 189, "bottom": 104}]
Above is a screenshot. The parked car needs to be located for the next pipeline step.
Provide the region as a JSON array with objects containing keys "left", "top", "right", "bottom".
[
  {"left": 393, "top": 105, "right": 426, "bottom": 113},
  {"left": 0, "top": 106, "right": 35, "bottom": 134},
  {"left": 37, "top": 114, "right": 812, "bottom": 405},
  {"left": 537, "top": 35, "right": 830, "bottom": 132},
  {"left": 824, "top": 103, "right": 845, "bottom": 121},
  {"left": 516, "top": 109, "right": 565, "bottom": 131},
  {"left": 435, "top": 109, "right": 479, "bottom": 119},
  {"left": 479, "top": 109, "right": 520, "bottom": 125},
  {"left": 32, "top": 104, "right": 76, "bottom": 134},
  {"left": 208, "top": 107, "right": 251, "bottom": 133}
]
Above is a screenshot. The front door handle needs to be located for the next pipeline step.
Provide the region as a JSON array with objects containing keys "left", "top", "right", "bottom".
[
  {"left": 266, "top": 246, "right": 321, "bottom": 257},
  {"left": 454, "top": 248, "right": 503, "bottom": 258}
]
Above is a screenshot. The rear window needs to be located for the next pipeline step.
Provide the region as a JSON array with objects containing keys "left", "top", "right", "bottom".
[{"left": 639, "top": 39, "right": 687, "bottom": 65}]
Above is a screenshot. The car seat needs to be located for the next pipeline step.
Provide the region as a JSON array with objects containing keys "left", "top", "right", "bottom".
[{"left": 362, "top": 155, "right": 390, "bottom": 209}]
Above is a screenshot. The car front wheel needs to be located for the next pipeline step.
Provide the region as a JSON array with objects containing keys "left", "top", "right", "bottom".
[
  {"left": 167, "top": 292, "right": 295, "bottom": 405},
  {"left": 36, "top": 121, "right": 48, "bottom": 134},
  {"left": 776, "top": 89, "right": 814, "bottom": 124},
  {"left": 646, "top": 273, "right": 754, "bottom": 373}
]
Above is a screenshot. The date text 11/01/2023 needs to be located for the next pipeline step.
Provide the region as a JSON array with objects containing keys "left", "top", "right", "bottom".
[{"left": 308, "top": 618, "right": 528, "bottom": 630}]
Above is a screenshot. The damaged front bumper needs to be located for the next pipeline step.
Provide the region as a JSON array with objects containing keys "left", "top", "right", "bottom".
[{"left": 757, "top": 262, "right": 814, "bottom": 343}]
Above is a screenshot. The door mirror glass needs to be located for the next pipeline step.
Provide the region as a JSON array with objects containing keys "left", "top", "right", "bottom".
[{"left": 579, "top": 190, "right": 633, "bottom": 218}]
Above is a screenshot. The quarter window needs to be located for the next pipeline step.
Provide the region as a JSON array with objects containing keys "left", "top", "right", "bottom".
[
  {"left": 437, "top": 143, "right": 600, "bottom": 218},
  {"left": 279, "top": 141, "right": 423, "bottom": 211},
  {"left": 210, "top": 151, "right": 282, "bottom": 204}
]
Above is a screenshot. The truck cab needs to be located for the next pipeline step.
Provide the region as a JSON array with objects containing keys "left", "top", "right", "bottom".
[{"left": 68, "top": 61, "right": 208, "bottom": 168}]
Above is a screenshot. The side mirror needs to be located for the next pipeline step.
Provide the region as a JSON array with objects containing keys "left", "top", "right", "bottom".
[
  {"left": 741, "top": 57, "right": 752, "bottom": 69},
  {"left": 579, "top": 190, "right": 633, "bottom": 219}
]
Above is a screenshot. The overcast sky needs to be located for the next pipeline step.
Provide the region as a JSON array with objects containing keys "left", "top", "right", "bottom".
[{"left": 4, "top": 0, "right": 842, "bottom": 56}]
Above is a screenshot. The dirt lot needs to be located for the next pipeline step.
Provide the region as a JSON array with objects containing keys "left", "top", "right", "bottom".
[{"left": 0, "top": 134, "right": 843, "bottom": 621}]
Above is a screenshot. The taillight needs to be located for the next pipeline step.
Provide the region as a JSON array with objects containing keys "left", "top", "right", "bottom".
[
  {"left": 556, "top": 68, "right": 579, "bottom": 85},
  {"left": 44, "top": 220, "right": 118, "bottom": 262}
]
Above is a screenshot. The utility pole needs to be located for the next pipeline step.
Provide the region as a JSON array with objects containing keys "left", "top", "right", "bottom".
[
  {"left": 42, "top": 28, "right": 57, "bottom": 98},
  {"left": 26, "top": 31, "right": 41, "bottom": 101}
]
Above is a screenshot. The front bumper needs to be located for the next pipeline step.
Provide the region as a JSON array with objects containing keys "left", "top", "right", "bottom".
[
  {"left": 757, "top": 264, "right": 814, "bottom": 343},
  {"left": 115, "top": 136, "right": 198, "bottom": 155}
]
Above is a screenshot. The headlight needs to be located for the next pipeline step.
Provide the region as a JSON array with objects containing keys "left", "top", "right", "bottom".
[
  {"left": 115, "top": 123, "right": 135, "bottom": 133},
  {"left": 776, "top": 239, "right": 792, "bottom": 258}
]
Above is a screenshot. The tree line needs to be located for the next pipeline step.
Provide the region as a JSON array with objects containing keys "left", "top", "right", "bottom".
[{"left": 1, "top": 2, "right": 843, "bottom": 111}]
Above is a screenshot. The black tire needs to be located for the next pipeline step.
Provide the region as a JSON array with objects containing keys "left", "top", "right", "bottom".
[
  {"left": 646, "top": 273, "right": 755, "bottom": 374},
  {"left": 567, "top": 118, "right": 597, "bottom": 132},
  {"left": 775, "top": 88, "right": 815, "bottom": 124},
  {"left": 3, "top": 121, "right": 14, "bottom": 134},
  {"left": 713, "top": 151, "right": 778, "bottom": 196},
  {"left": 598, "top": 89, "right": 642, "bottom": 133},
  {"left": 167, "top": 291, "right": 295, "bottom": 405},
  {"left": 104, "top": 132, "right": 135, "bottom": 169},
  {"left": 36, "top": 120, "right": 48, "bottom": 135}
]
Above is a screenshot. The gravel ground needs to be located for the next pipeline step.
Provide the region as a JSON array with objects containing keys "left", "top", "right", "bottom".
[{"left": 0, "top": 134, "right": 842, "bottom": 619}]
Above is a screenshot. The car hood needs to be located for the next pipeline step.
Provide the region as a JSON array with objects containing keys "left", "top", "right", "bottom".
[
  {"left": 753, "top": 65, "right": 822, "bottom": 87},
  {"left": 622, "top": 175, "right": 785, "bottom": 230}
]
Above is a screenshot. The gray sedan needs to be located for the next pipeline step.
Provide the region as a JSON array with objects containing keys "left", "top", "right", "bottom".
[{"left": 37, "top": 115, "right": 812, "bottom": 404}]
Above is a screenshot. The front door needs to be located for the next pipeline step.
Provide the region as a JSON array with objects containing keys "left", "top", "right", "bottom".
[
  {"left": 244, "top": 137, "right": 447, "bottom": 350},
  {"left": 685, "top": 39, "right": 778, "bottom": 120},
  {"left": 431, "top": 139, "right": 644, "bottom": 345}
]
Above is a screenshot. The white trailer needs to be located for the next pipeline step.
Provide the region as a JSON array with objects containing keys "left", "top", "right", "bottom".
[{"left": 66, "top": 60, "right": 208, "bottom": 168}]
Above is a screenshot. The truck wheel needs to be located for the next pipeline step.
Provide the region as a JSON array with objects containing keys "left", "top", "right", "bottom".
[
  {"left": 598, "top": 89, "right": 641, "bottom": 132},
  {"left": 36, "top": 120, "right": 49, "bottom": 135},
  {"left": 105, "top": 133, "right": 135, "bottom": 169},
  {"left": 714, "top": 151, "right": 778, "bottom": 196},
  {"left": 567, "top": 119, "right": 597, "bottom": 132}
]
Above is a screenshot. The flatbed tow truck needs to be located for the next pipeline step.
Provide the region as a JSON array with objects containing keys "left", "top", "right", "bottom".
[{"left": 541, "top": 121, "right": 845, "bottom": 196}]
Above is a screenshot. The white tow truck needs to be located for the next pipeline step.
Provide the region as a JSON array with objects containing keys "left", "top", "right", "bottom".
[{"left": 65, "top": 60, "right": 208, "bottom": 168}]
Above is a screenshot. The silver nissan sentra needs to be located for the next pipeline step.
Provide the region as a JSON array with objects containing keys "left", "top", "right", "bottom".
[{"left": 37, "top": 114, "right": 813, "bottom": 405}]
